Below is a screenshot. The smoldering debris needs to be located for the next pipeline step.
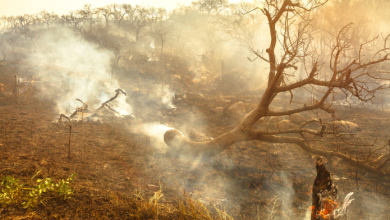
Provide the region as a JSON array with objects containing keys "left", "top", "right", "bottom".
[
  {"left": 58, "top": 88, "right": 131, "bottom": 123},
  {"left": 310, "top": 157, "right": 354, "bottom": 220},
  {"left": 1, "top": 0, "right": 390, "bottom": 219}
]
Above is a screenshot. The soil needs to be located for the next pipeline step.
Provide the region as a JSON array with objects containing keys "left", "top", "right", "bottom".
[{"left": 0, "top": 70, "right": 390, "bottom": 220}]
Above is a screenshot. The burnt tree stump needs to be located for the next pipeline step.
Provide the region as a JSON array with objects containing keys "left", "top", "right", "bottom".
[{"left": 311, "top": 157, "right": 339, "bottom": 220}]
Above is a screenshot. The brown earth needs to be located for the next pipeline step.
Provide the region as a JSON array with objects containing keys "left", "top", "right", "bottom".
[{"left": 0, "top": 70, "right": 390, "bottom": 219}]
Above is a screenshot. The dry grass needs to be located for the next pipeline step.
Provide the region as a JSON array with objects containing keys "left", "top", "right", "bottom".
[
  {"left": 126, "top": 185, "right": 233, "bottom": 219},
  {"left": 0, "top": 173, "right": 234, "bottom": 219}
]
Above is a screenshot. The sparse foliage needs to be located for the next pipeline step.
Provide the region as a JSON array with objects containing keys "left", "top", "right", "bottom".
[
  {"left": 192, "top": 0, "right": 229, "bottom": 15},
  {"left": 0, "top": 176, "right": 23, "bottom": 206},
  {"left": 164, "top": 0, "right": 390, "bottom": 176},
  {"left": 62, "top": 10, "right": 86, "bottom": 33},
  {"left": 0, "top": 173, "right": 76, "bottom": 209},
  {"left": 39, "top": 10, "right": 58, "bottom": 29}
]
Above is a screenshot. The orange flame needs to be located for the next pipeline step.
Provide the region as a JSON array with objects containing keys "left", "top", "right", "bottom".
[{"left": 309, "top": 199, "right": 338, "bottom": 219}]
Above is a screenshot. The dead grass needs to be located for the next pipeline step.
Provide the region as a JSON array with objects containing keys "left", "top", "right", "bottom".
[
  {"left": 1, "top": 176, "right": 234, "bottom": 219},
  {"left": 125, "top": 186, "right": 233, "bottom": 219},
  {"left": 0, "top": 79, "right": 389, "bottom": 219}
]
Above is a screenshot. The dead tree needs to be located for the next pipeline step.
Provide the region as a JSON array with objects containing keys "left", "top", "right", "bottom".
[
  {"left": 192, "top": 0, "right": 229, "bottom": 15},
  {"left": 98, "top": 7, "right": 112, "bottom": 28},
  {"left": 39, "top": 10, "right": 58, "bottom": 29},
  {"left": 1, "top": 50, "right": 7, "bottom": 61},
  {"left": 110, "top": 3, "right": 126, "bottom": 28},
  {"left": 213, "top": 0, "right": 264, "bottom": 48},
  {"left": 110, "top": 47, "right": 122, "bottom": 85},
  {"left": 17, "top": 15, "right": 32, "bottom": 41},
  {"left": 58, "top": 89, "right": 127, "bottom": 123},
  {"left": 132, "top": 5, "right": 150, "bottom": 42},
  {"left": 6, "top": 37, "right": 18, "bottom": 54},
  {"left": 310, "top": 157, "right": 354, "bottom": 220},
  {"left": 163, "top": 0, "right": 390, "bottom": 175},
  {"left": 61, "top": 11, "right": 86, "bottom": 34}
]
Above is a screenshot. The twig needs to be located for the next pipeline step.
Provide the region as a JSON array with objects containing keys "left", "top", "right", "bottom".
[
  {"left": 58, "top": 88, "right": 127, "bottom": 123},
  {"left": 68, "top": 124, "right": 72, "bottom": 159},
  {"left": 356, "top": 155, "right": 359, "bottom": 191}
]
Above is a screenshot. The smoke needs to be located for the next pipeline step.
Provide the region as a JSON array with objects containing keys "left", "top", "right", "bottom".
[
  {"left": 109, "top": 92, "right": 133, "bottom": 116},
  {"left": 150, "top": 40, "right": 155, "bottom": 49},
  {"left": 160, "top": 85, "right": 175, "bottom": 109},
  {"left": 278, "top": 172, "right": 295, "bottom": 216},
  {"left": 139, "top": 123, "right": 174, "bottom": 151},
  {"left": 2, "top": 1, "right": 389, "bottom": 219},
  {"left": 27, "top": 27, "right": 132, "bottom": 116}
]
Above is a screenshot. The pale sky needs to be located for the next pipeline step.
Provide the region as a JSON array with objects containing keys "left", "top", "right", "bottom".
[{"left": 0, "top": 0, "right": 242, "bottom": 17}]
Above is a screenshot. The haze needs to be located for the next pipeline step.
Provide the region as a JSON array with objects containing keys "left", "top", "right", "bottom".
[
  {"left": 0, "top": 0, "right": 389, "bottom": 219},
  {"left": 0, "top": 0, "right": 242, "bottom": 16}
]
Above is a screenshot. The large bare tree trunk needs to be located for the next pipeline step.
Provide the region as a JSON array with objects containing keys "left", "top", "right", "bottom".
[{"left": 164, "top": 0, "right": 390, "bottom": 175}]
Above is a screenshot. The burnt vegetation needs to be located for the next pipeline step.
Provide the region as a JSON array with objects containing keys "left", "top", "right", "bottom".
[{"left": 0, "top": 0, "right": 390, "bottom": 219}]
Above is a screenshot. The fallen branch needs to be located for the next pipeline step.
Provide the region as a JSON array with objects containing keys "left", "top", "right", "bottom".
[{"left": 58, "top": 88, "right": 127, "bottom": 123}]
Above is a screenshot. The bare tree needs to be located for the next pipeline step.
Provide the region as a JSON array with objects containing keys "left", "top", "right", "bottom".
[
  {"left": 198, "top": 26, "right": 226, "bottom": 73},
  {"left": 79, "top": 4, "right": 99, "bottom": 31},
  {"left": 132, "top": 5, "right": 151, "bottom": 42},
  {"left": 163, "top": 0, "right": 390, "bottom": 177},
  {"left": 213, "top": 0, "right": 264, "bottom": 48},
  {"left": 81, "top": 4, "right": 102, "bottom": 32},
  {"left": 17, "top": 15, "right": 32, "bottom": 40},
  {"left": 39, "top": 10, "right": 58, "bottom": 29},
  {"left": 122, "top": 3, "right": 136, "bottom": 22},
  {"left": 1, "top": 50, "right": 7, "bottom": 61},
  {"left": 150, "top": 9, "right": 168, "bottom": 59},
  {"left": 6, "top": 35, "right": 19, "bottom": 59},
  {"left": 7, "top": 16, "right": 19, "bottom": 32},
  {"left": 149, "top": 7, "right": 167, "bottom": 24},
  {"left": 110, "top": 3, "right": 126, "bottom": 28},
  {"left": 150, "top": 17, "right": 169, "bottom": 94},
  {"left": 110, "top": 47, "right": 122, "bottom": 85},
  {"left": 311, "top": 0, "right": 376, "bottom": 58},
  {"left": 1, "top": 16, "right": 8, "bottom": 30},
  {"left": 98, "top": 6, "right": 112, "bottom": 28},
  {"left": 192, "top": 0, "right": 229, "bottom": 15},
  {"left": 61, "top": 11, "right": 86, "bottom": 34}
]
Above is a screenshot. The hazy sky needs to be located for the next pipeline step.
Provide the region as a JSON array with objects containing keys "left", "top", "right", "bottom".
[{"left": 0, "top": 0, "right": 242, "bottom": 17}]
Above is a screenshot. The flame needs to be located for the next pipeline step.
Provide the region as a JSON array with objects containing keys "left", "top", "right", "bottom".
[{"left": 309, "top": 199, "right": 338, "bottom": 219}]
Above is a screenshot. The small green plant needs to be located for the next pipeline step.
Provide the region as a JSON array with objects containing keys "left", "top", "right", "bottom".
[
  {"left": 22, "top": 177, "right": 55, "bottom": 208},
  {"left": 0, "top": 173, "right": 76, "bottom": 209},
  {"left": 0, "top": 176, "right": 23, "bottom": 206},
  {"left": 22, "top": 173, "right": 77, "bottom": 209},
  {"left": 56, "top": 172, "right": 77, "bottom": 200}
]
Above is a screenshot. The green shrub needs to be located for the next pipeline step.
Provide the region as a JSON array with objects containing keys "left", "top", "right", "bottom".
[
  {"left": 0, "top": 173, "right": 77, "bottom": 209},
  {"left": 0, "top": 176, "right": 23, "bottom": 206}
]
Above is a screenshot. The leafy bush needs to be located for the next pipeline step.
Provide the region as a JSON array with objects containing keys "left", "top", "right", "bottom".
[
  {"left": 0, "top": 173, "right": 77, "bottom": 209},
  {"left": 56, "top": 173, "right": 76, "bottom": 199},
  {"left": 0, "top": 176, "right": 23, "bottom": 206}
]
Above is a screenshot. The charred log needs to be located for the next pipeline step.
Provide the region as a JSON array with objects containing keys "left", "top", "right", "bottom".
[{"left": 311, "top": 157, "right": 353, "bottom": 220}]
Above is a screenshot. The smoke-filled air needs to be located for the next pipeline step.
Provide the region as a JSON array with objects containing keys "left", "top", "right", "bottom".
[{"left": 1, "top": 0, "right": 390, "bottom": 219}]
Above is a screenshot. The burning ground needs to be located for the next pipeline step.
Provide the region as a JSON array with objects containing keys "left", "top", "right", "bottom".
[
  {"left": 1, "top": 0, "right": 390, "bottom": 219},
  {"left": 1, "top": 76, "right": 390, "bottom": 219}
]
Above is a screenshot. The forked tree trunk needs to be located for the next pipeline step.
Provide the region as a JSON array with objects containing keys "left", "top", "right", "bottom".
[{"left": 163, "top": 0, "right": 390, "bottom": 177}]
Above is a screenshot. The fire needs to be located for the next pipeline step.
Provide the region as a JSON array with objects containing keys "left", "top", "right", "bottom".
[{"left": 309, "top": 199, "right": 338, "bottom": 219}]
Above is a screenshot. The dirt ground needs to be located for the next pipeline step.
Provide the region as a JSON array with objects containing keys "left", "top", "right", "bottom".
[{"left": 1, "top": 71, "right": 390, "bottom": 219}]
